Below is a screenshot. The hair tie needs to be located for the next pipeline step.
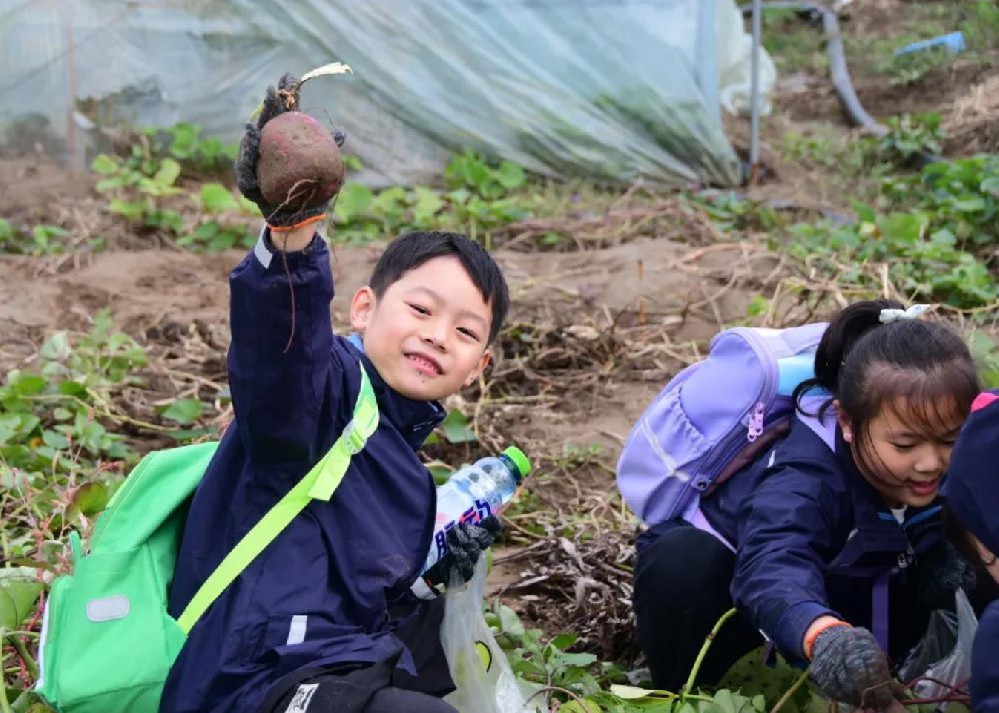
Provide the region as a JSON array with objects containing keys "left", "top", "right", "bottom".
[{"left": 879, "top": 304, "right": 930, "bottom": 324}]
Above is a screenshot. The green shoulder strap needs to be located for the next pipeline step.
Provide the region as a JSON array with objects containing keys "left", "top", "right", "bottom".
[{"left": 177, "top": 364, "right": 379, "bottom": 634}]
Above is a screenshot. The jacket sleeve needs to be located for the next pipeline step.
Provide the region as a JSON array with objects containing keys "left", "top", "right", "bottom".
[
  {"left": 972, "top": 602, "right": 999, "bottom": 713},
  {"left": 227, "top": 229, "right": 336, "bottom": 469},
  {"left": 732, "top": 455, "right": 849, "bottom": 660}
]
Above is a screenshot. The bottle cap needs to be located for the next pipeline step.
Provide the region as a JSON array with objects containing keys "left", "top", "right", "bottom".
[{"left": 501, "top": 446, "right": 532, "bottom": 479}]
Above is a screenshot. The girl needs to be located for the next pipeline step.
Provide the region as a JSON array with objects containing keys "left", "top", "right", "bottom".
[
  {"left": 632, "top": 300, "right": 981, "bottom": 710},
  {"left": 941, "top": 390, "right": 999, "bottom": 713}
]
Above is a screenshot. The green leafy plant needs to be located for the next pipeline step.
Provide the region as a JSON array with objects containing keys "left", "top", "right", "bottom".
[
  {"left": 91, "top": 126, "right": 255, "bottom": 251},
  {"left": 0, "top": 311, "right": 148, "bottom": 478},
  {"left": 688, "top": 193, "right": 781, "bottom": 233},
  {"left": 0, "top": 221, "right": 78, "bottom": 256},
  {"left": 330, "top": 152, "right": 532, "bottom": 245},
  {"left": 868, "top": 113, "right": 944, "bottom": 165},
  {"left": 141, "top": 123, "right": 239, "bottom": 176},
  {"left": 883, "top": 47, "right": 954, "bottom": 87},
  {"left": 883, "top": 154, "right": 999, "bottom": 248},
  {"left": 768, "top": 155, "right": 999, "bottom": 310},
  {"left": 969, "top": 332, "right": 999, "bottom": 389}
]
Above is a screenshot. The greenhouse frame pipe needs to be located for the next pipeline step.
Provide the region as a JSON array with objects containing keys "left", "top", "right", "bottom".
[
  {"left": 739, "top": 1, "right": 888, "bottom": 137},
  {"left": 750, "top": 0, "right": 763, "bottom": 175}
]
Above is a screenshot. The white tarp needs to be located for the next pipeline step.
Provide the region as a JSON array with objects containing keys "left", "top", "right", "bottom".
[{"left": 0, "top": 0, "right": 774, "bottom": 186}]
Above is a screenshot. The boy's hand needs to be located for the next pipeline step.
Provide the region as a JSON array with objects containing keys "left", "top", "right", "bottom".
[
  {"left": 234, "top": 72, "right": 346, "bottom": 231},
  {"left": 424, "top": 516, "right": 502, "bottom": 588},
  {"left": 808, "top": 625, "right": 905, "bottom": 710},
  {"left": 918, "top": 540, "right": 976, "bottom": 610}
]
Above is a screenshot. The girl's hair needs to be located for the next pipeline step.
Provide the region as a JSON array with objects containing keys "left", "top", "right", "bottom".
[{"left": 793, "top": 300, "right": 980, "bottom": 461}]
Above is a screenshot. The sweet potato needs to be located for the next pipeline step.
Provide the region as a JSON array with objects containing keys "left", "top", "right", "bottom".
[{"left": 258, "top": 112, "right": 344, "bottom": 212}]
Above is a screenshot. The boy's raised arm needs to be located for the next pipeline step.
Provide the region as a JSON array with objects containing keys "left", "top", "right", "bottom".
[
  {"left": 225, "top": 73, "right": 347, "bottom": 468},
  {"left": 227, "top": 227, "right": 335, "bottom": 468}
]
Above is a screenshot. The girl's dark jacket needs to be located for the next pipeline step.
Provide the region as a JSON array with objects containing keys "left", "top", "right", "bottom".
[{"left": 643, "top": 413, "right": 943, "bottom": 663}]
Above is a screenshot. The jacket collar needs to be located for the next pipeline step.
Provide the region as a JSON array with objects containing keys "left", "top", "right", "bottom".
[{"left": 346, "top": 334, "right": 445, "bottom": 450}]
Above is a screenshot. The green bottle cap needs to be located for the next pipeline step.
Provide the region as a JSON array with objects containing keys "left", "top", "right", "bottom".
[{"left": 501, "top": 446, "right": 532, "bottom": 479}]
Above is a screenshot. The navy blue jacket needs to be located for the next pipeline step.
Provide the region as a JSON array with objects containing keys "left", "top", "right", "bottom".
[
  {"left": 698, "top": 415, "right": 941, "bottom": 662},
  {"left": 162, "top": 233, "right": 446, "bottom": 713},
  {"left": 941, "top": 391, "right": 999, "bottom": 713}
]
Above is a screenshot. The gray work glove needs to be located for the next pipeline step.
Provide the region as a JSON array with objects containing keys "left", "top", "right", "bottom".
[
  {"left": 234, "top": 72, "right": 346, "bottom": 228},
  {"left": 809, "top": 625, "right": 905, "bottom": 710},
  {"left": 918, "top": 540, "right": 977, "bottom": 611},
  {"left": 424, "top": 515, "right": 502, "bottom": 588}
]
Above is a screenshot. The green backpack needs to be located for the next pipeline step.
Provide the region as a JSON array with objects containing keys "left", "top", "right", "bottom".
[{"left": 35, "top": 365, "right": 378, "bottom": 713}]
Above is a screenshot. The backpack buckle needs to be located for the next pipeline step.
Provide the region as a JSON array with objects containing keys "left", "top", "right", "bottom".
[{"left": 342, "top": 421, "right": 366, "bottom": 455}]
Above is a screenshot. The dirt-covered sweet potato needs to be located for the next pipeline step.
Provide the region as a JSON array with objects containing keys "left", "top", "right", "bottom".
[{"left": 257, "top": 111, "right": 344, "bottom": 212}]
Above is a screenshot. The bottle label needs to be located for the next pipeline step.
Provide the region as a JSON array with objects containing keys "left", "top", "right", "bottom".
[{"left": 433, "top": 497, "right": 493, "bottom": 561}]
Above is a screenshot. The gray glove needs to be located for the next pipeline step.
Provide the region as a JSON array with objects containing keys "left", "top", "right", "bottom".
[
  {"left": 809, "top": 625, "right": 905, "bottom": 710},
  {"left": 918, "top": 540, "right": 977, "bottom": 611},
  {"left": 234, "top": 72, "right": 346, "bottom": 228},
  {"left": 424, "top": 516, "right": 502, "bottom": 587}
]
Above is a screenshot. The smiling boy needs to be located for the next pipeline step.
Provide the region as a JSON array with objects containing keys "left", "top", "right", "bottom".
[{"left": 160, "top": 78, "right": 510, "bottom": 713}]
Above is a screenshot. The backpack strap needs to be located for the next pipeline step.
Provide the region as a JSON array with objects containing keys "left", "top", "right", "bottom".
[{"left": 176, "top": 363, "right": 379, "bottom": 634}]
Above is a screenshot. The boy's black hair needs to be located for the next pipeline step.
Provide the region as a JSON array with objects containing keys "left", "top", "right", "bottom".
[
  {"left": 368, "top": 231, "right": 509, "bottom": 344},
  {"left": 793, "top": 299, "right": 980, "bottom": 475}
]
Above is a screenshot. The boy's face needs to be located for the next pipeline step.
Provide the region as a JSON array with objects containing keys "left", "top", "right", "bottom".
[{"left": 350, "top": 255, "right": 494, "bottom": 402}]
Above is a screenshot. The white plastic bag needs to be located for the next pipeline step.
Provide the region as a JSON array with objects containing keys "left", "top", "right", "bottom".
[
  {"left": 441, "top": 559, "right": 532, "bottom": 713},
  {"left": 899, "top": 589, "right": 978, "bottom": 700},
  {"left": 716, "top": 0, "right": 777, "bottom": 117}
]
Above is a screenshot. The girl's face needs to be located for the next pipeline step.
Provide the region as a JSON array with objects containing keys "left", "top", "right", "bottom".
[{"left": 838, "top": 397, "right": 964, "bottom": 508}]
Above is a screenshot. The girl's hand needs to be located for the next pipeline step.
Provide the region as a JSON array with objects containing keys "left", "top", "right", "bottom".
[{"left": 808, "top": 624, "right": 905, "bottom": 710}]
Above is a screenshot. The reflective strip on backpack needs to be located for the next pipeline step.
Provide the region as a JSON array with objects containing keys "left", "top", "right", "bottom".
[{"left": 177, "top": 364, "right": 378, "bottom": 634}]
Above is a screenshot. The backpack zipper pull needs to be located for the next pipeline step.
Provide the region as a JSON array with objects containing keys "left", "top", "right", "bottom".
[{"left": 747, "top": 402, "right": 765, "bottom": 442}]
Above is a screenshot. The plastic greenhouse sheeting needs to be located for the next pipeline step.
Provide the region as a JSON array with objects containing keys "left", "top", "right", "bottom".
[{"left": 0, "top": 0, "right": 774, "bottom": 187}]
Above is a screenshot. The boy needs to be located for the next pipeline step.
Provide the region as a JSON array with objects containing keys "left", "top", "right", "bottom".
[{"left": 161, "top": 76, "right": 509, "bottom": 713}]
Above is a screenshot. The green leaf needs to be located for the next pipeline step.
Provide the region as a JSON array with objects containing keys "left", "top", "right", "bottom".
[
  {"left": 109, "top": 199, "right": 146, "bottom": 221},
  {"left": 58, "top": 381, "right": 89, "bottom": 399},
  {"left": 440, "top": 409, "right": 476, "bottom": 444},
  {"left": 950, "top": 195, "right": 986, "bottom": 212},
  {"left": 95, "top": 175, "right": 129, "bottom": 192},
  {"left": 608, "top": 684, "right": 674, "bottom": 700},
  {"left": 980, "top": 176, "right": 999, "bottom": 195},
  {"left": 428, "top": 463, "right": 452, "bottom": 487},
  {"left": 90, "top": 154, "right": 119, "bottom": 175},
  {"left": 550, "top": 633, "right": 579, "bottom": 650},
  {"left": 334, "top": 183, "right": 375, "bottom": 223},
  {"left": 160, "top": 398, "right": 204, "bottom": 424},
  {"left": 495, "top": 161, "right": 526, "bottom": 189},
  {"left": 0, "top": 568, "right": 44, "bottom": 630},
  {"left": 552, "top": 651, "right": 599, "bottom": 667},
  {"left": 9, "top": 373, "right": 46, "bottom": 396},
  {"left": 199, "top": 183, "right": 239, "bottom": 214},
  {"left": 70, "top": 481, "right": 110, "bottom": 517},
  {"left": 40, "top": 331, "right": 71, "bottom": 361},
  {"left": 0, "top": 415, "right": 21, "bottom": 446},
  {"left": 154, "top": 158, "right": 182, "bottom": 187},
  {"left": 41, "top": 430, "right": 70, "bottom": 450},
  {"left": 496, "top": 604, "right": 526, "bottom": 635}
]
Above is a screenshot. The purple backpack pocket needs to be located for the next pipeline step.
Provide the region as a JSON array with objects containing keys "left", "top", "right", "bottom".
[{"left": 617, "top": 323, "right": 827, "bottom": 525}]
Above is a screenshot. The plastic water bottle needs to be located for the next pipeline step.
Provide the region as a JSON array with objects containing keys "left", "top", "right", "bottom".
[
  {"left": 421, "top": 446, "right": 532, "bottom": 574},
  {"left": 776, "top": 352, "right": 816, "bottom": 396}
]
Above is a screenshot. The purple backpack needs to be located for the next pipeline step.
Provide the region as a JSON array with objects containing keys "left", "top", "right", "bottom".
[{"left": 617, "top": 323, "right": 830, "bottom": 527}]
